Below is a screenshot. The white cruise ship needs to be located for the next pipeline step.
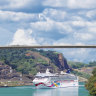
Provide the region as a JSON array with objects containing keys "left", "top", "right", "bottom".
[{"left": 33, "top": 69, "right": 78, "bottom": 88}]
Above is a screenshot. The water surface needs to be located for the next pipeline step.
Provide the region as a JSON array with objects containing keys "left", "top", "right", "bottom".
[{"left": 0, "top": 82, "right": 89, "bottom": 96}]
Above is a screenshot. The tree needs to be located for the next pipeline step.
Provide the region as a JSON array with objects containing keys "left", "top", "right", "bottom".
[{"left": 85, "top": 68, "right": 96, "bottom": 96}]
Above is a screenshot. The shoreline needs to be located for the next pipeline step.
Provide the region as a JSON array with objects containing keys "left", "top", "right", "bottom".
[{"left": 0, "top": 80, "right": 33, "bottom": 87}]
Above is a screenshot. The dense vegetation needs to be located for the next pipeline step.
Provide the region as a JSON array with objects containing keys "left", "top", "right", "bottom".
[
  {"left": 68, "top": 61, "right": 86, "bottom": 69},
  {"left": 68, "top": 61, "right": 96, "bottom": 69},
  {"left": 66, "top": 61, "right": 96, "bottom": 79},
  {"left": 72, "top": 70, "right": 90, "bottom": 79},
  {"left": 0, "top": 48, "right": 62, "bottom": 75},
  {"left": 86, "top": 61, "right": 96, "bottom": 67},
  {"left": 85, "top": 68, "right": 96, "bottom": 96}
]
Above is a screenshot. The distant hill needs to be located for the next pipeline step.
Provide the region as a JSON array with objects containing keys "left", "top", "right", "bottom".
[
  {"left": 68, "top": 61, "right": 96, "bottom": 69},
  {"left": 68, "top": 61, "right": 96, "bottom": 80}
]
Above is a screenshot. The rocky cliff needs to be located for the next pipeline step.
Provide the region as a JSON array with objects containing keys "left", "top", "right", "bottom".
[{"left": 58, "top": 53, "right": 70, "bottom": 70}]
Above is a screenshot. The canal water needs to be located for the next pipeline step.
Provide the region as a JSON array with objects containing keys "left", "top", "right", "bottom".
[{"left": 0, "top": 82, "right": 89, "bottom": 96}]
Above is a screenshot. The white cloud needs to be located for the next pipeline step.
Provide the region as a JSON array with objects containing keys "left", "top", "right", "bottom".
[
  {"left": 0, "top": 10, "right": 39, "bottom": 22},
  {"left": 72, "top": 20, "right": 86, "bottom": 27},
  {"left": 1, "top": 0, "right": 96, "bottom": 11},
  {"left": 8, "top": 0, "right": 29, "bottom": 9},
  {"left": 43, "top": 0, "right": 96, "bottom": 9},
  {"left": 0, "top": 0, "right": 38, "bottom": 9},
  {"left": 4, "top": 7, "right": 96, "bottom": 46},
  {"left": 88, "top": 27, "right": 96, "bottom": 33},
  {"left": 0, "top": 0, "right": 44, "bottom": 13},
  {"left": 31, "top": 18, "right": 55, "bottom": 31},
  {"left": 86, "top": 9, "right": 96, "bottom": 18},
  {"left": 74, "top": 33, "right": 94, "bottom": 40},
  {"left": 67, "top": 0, "right": 96, "bottom": 9},
  {"left": 30, "top": 18, "right": 72, "bottom": 33},
  {"left": 10, "top": 29, "right": 38, "bottom": 45},
  {"left": 0, "top": 2, "right": 96, "bottom": 44},
  {"left": 0, "top": 0, "right": 27, "bottom": 9},
  {"left": 53, "top": 39, "right": 85, "bottom": 46},
  {"left": 43, "top": 8, "right": 67, "bottom": 21},
  {"left": 53, "top": 42, "right": 72, "bottom": 46},
  {"left": 1, "top": 0, "right": 96, "bottom": 14},
  {"left": 43, "top": 0, "right": 67, "bottom": 7},
  {"left": 75, "top": 43, "right": 85, "bottom": 45}
]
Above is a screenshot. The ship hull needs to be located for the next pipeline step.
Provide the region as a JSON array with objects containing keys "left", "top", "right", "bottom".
[{"left": 34, "top": 81, "right": 78, "bottom": 89}]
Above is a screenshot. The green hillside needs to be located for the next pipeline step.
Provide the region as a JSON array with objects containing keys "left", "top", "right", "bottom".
[
  {"left": 0, "top": 48, "right": 67, "bottom": 75},
  {"left": 68, "top": 61, "right": 96, "bottom": 69},
  {"left": 68, "top": 61, "right": 96, "bottom": 79}
]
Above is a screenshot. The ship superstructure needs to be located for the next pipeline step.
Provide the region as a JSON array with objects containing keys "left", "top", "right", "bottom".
[{"left": 33, "top": 69, "right": 78, "bottom": 88}]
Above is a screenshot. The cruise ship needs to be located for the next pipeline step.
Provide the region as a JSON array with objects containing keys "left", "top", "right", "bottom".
[{"left": 33, "top": 69, "right": 78, "bottom": 88}]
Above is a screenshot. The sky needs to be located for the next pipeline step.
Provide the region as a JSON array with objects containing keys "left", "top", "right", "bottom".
[{"left": 0, "top": 0, "right": 96, "bottom": 63}]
